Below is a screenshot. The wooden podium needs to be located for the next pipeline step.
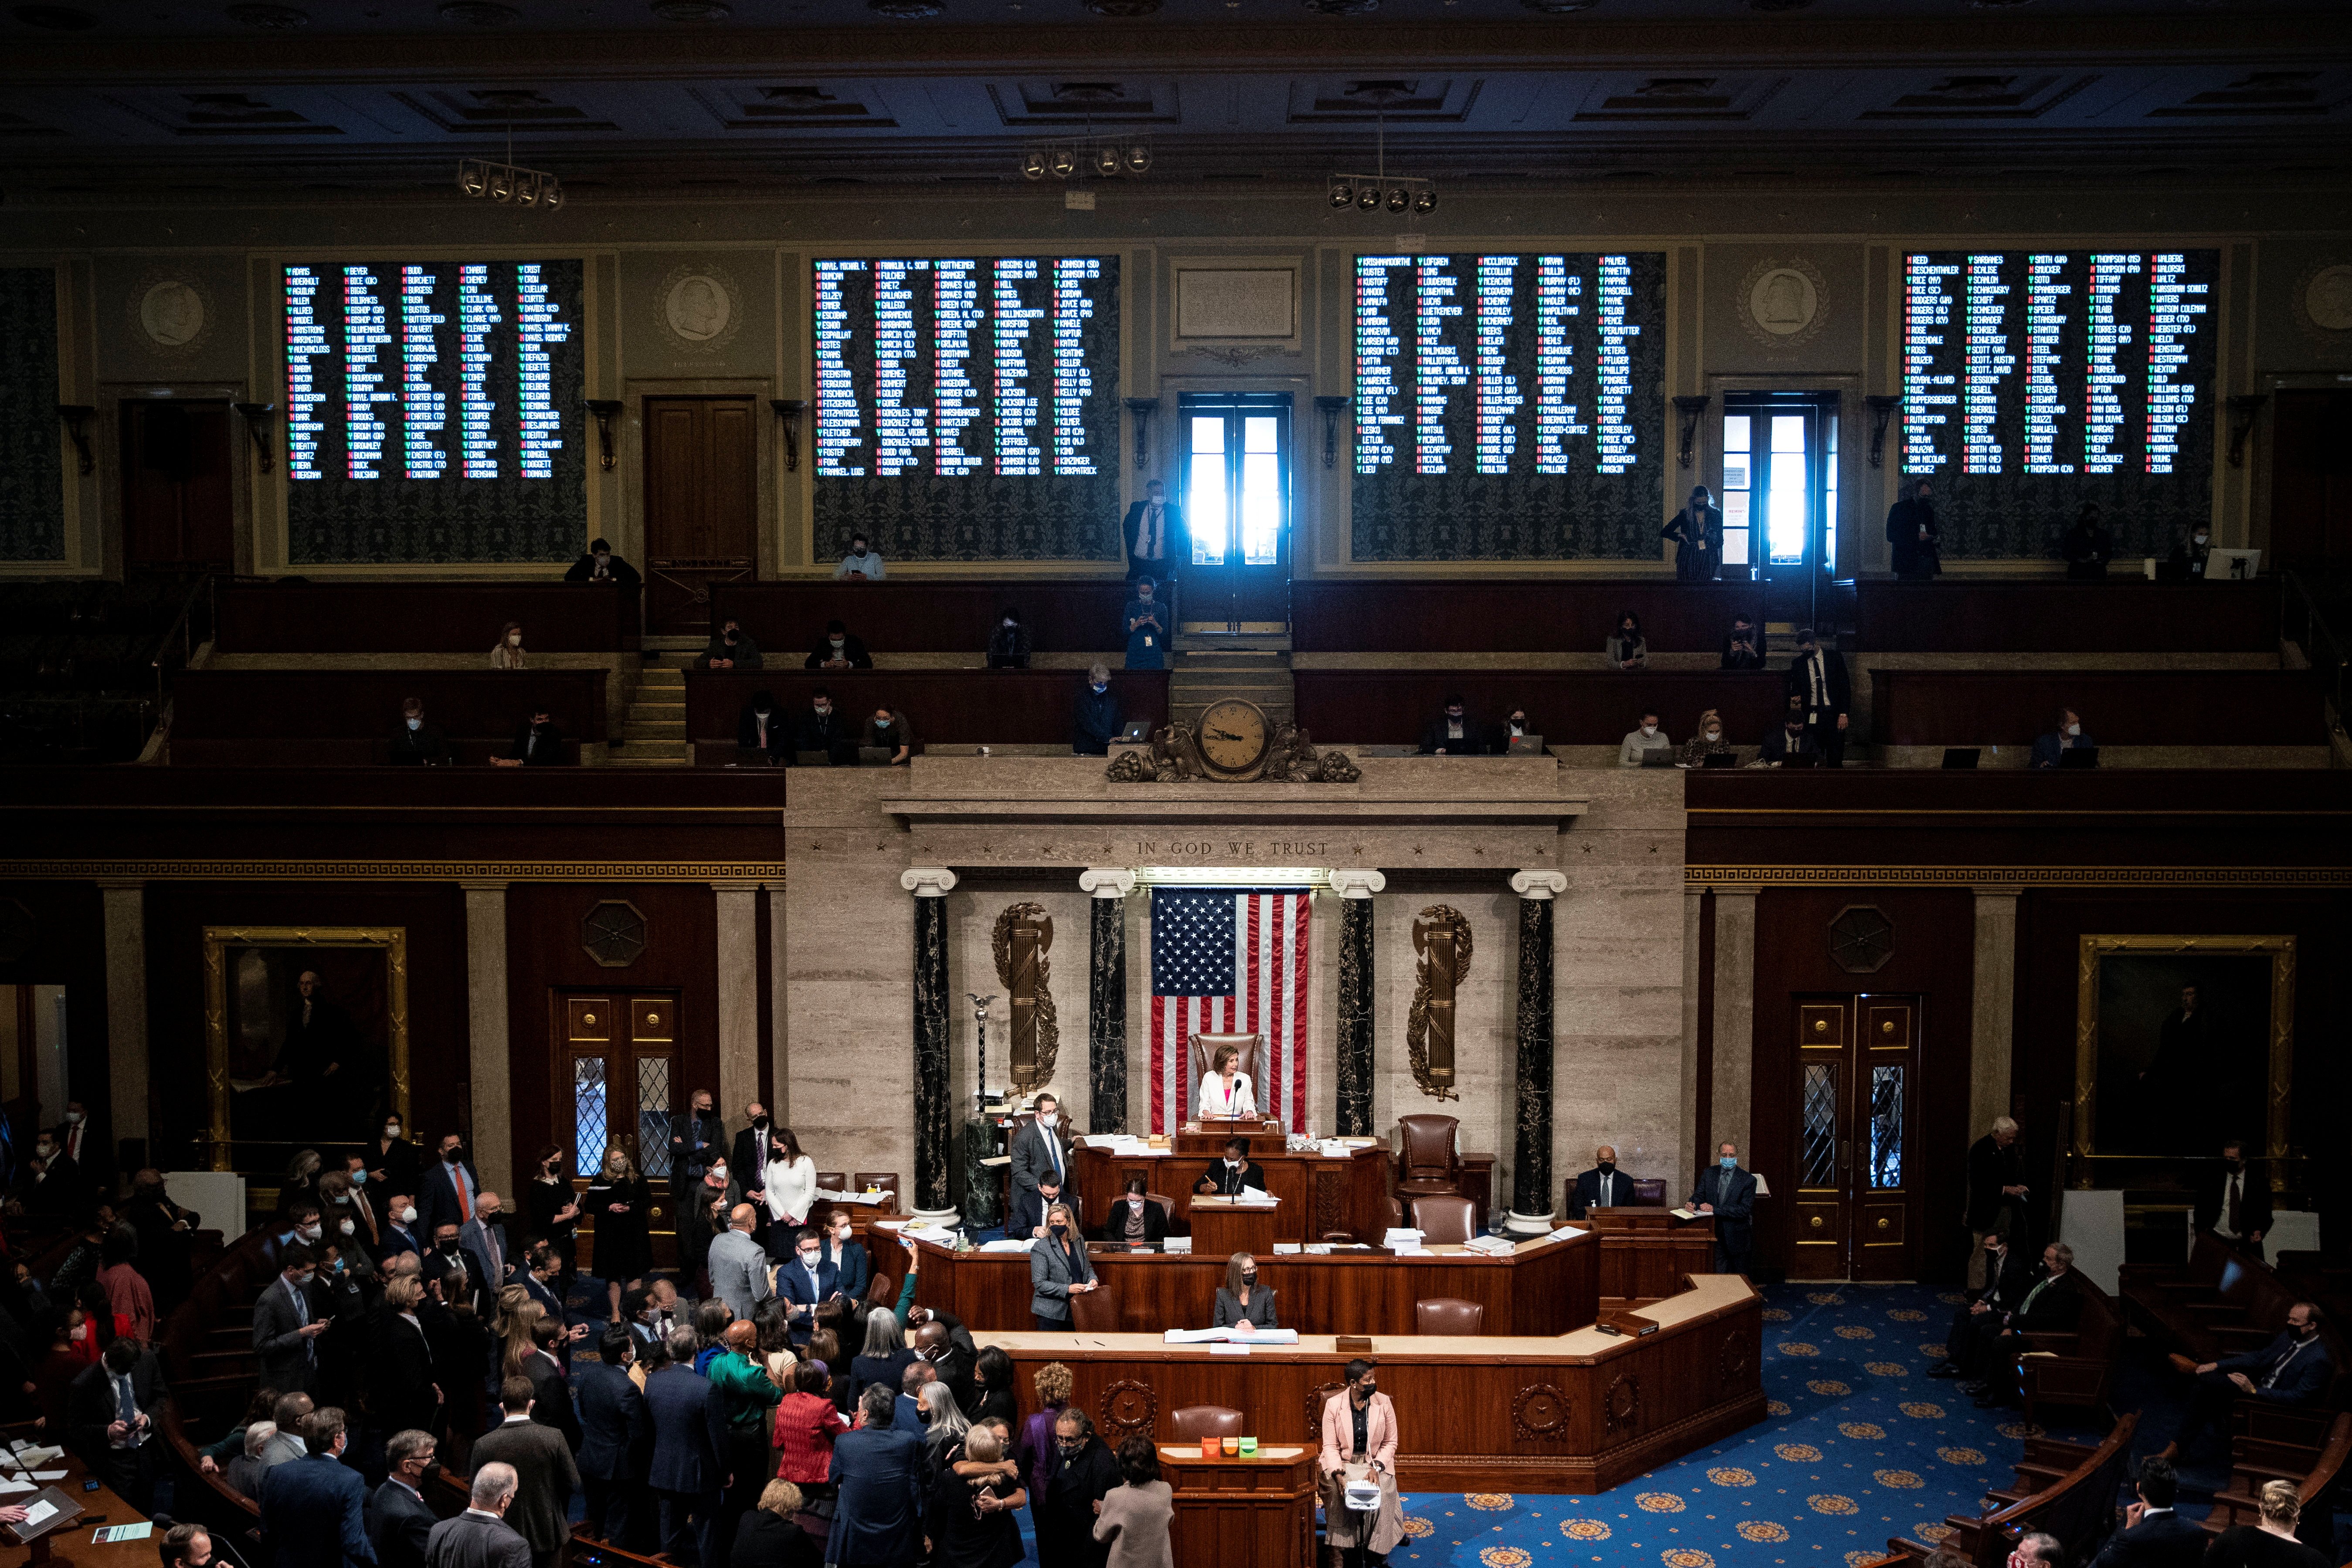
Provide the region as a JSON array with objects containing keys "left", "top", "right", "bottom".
[
  {"left": 1158, "top": 1442, "right": 1318, "bottom": 1568},
  {"left": 1189, "top": 1195, "right": 1280, "bottom": 1258}
]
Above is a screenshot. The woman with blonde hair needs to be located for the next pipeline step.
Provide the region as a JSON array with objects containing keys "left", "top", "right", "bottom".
[
  {"left": 1015, "top": 1361, "right": 1073, "bottom": 1502},
  {"left": 1680, "top": 708, "right": 1734, "bottom": 767},
  {"left": 1027, "top": 1201, "right": 1096, "bottom": 1330},
  {"left": 584, "top": 1144, "right": 651, "bottom": 1322},
  {"left": 495, "top": 1285, "right": 544, "bottom": 1378},
  {"left": 2204, "top": 1478, "right": 2328, "bottom": 1568},
  {"left": 733, "top": 1476, "right": 820, "bottom": 1566}
]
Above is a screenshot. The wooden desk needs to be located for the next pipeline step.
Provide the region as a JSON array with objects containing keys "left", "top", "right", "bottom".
[
  {"left": 2, "top": 1440, "right": 155, "bottom": 1568},
  {"left": 1190, "top": 1197, "right": 1280, "bottom": 1259},
  {"left": 1157, "top": 1443, "right": 1317, "bottom": 1568},
  {"left": 905, "top": 1229, "right": 1596, "bottom": 1337},
  {"left": 1072, "top": 1146, "right": 1392, "bottom": 1246},
  {"left": 989, "top": 1273, "right": 1765, "bottom": 1493},
  {"left": 1582, "top": 1207, "right": 1715, "bottom": 1303}
]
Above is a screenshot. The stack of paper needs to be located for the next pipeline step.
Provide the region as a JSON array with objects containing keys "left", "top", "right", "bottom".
[
  {"left": 1234, "top": 1186, "right": 1276, "bottom": 1206},
  {"left": 1382, "top": 1227, "right": 1424, "bottom": 1246},
  {"left": 1162, "top": 1236, "right": 1193, "bottom": 1253},
  {"left": 1546, "top": 1224, "right": 1587, "bottom": 1242},
  {"left": 1163, "top": 1327, "right": 1303, "bottom": 1345},
  {"left": 980, "top": 1237, "right": 1037, "bottom": 1252},
  {"left": 1272, "top": 1242, "right": 1303, "bottom": 1255},
  {"left": 1463, "top": 1234, "right": 1515, "bottom": 1256},
  {"left": 835, "top": 1189, "right": 896, "bottom": 1206}
]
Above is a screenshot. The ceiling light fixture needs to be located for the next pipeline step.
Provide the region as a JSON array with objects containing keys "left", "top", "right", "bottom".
[
  {"left": 1324, "top": 81, "right": 1436, "bottom": 221},
  {"left": 1019, "top": 138, "right": 1152, "bottom": 184},
  {"left": 455, "top": 114, "right": 563, "bottom": 211}
]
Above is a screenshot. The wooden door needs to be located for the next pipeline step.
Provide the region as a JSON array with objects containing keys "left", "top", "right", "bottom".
[
  {"left": 121, "top": 400, "right": 234, "bottom": 571},
  {"left": 1789, "top": 994, "right": 1921, "bottom": 1281},
  {"left": 2267, "top": 390, "right": 2352, "bottom": 567},
  {"left": 558, "top": 989, "right": 681, "bottom": 1269},
  {"left": 642, "top": 395, "right": 758, "bottom": 634}
]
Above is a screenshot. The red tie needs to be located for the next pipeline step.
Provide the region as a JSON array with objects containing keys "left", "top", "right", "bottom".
[{"left": 455, "top": 1172, "right": 472, "bottom": 1223}]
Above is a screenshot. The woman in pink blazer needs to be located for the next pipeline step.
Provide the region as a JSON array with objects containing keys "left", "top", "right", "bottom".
[{"left": 1318, "top": 1358, "right": 1405, "bottom": 1560}]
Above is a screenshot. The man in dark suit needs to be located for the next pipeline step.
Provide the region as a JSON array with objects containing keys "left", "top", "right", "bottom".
[
  {"left": 645, "top": 1327, "right": 730, "bottom": 1567},
  {"left": 1967, "top": 1242, "right": 2086, "bottom": 1408},
  {"left": 253, "top": 1244, "right": 328, "bottom": 1396},
  {"left": 1566, "top": 1145, "right": 1635, "bottom": 1220},
  {"left": 1688, "top": 1140, "right": 1758, "bottom": 1276},
  {"left": 2192, "top": 1137, "right": 2274, "bottom": 1259},
  {"left": 49, "top": 1101, "right": 97, "bottom": 1193},
  {"left": 668, "top": 1090, "right": 725, "bottom": 1211},
  {"left": 416, "top": 1134, "right": 483, "bottom": 1242},
  {"left": 736, "top": 691, "right": 789, "bottom": 765},
  {"left": 1417, "top": 693, "right": 1484, "bottom": 756},
  {"left": 68, "top": 1337, "right": 169, "bottom": 1509},
  {"left": 473, "top": 1377, "right": 582, "bottom": 1568},
  {"left": 577, "top": 1328, "right": 650, "bottom": 1550},
  {"left": 367, "top": 1428, "right": 441, "bottom": 1568},
  {"left": 496, "top": 711, "right": 569, "bottom": 767},
  {"left": 1122, "top": 478, "right": 1180, "bottom": 583},
  {"left": 2087, "top": 1456, "right": 2206, "bottom": 1568},
  {"left": 817, "top": 1209, "right": 872, "bottom": 1303},
  {"left": 521, "top": 1318, "right": 582, "bottom": 1453},
  {"left": 1885, "top": 478, "right": 1940, "bottom": 580},
  {"left": 2159, "top": 1300, "right": 2334, "bottom": 1462},
  {"left": 1964, "top": 1116, "right": 2029, "bottom": 1290},
  {"left": 804, "top": 619, "right": 874, "bottom": 670},
  {"left": 1009, "top": 1093, "right": 1073, "bottom": 1225},
  {"left": 258, "top": 1408, "right": 374, "bottom": 1568},
  {"left": 776, "top": 1227, "right": 840, "bottom": 1347},
  {"left": 912, "top": 1320, "right": 974, "bottom": 1412},
  {"left": 1785, "top": 628, "right": 1852, "bottom": 767},
  {"left": 1935, "top": 1233, "right": 2036, "bottom": 1380},
  {"left": 425, "top": 1462, "right": 535, "bottom": 1568},
  {"left": 1006, "top": 1171, "right": 1067, "bottom": 1241},
  {"left": 564, "top": 538, "right": 643, "bottom": 589},
  {"left": 1194, "top": 1137, "right": 1270, "bottom": 1198},
  {"left": 389, "top": 698, "right": 450, "bottom": 766},
  {"left": 730, "top": 1103, "right": 781, "bottom": 1245},
  {"left": 377, "top": 1196, "right": 424, "bottom": 1264}
]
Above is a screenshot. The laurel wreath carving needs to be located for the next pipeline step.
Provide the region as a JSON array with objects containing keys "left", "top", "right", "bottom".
[
  {"left": 1604, "top": 1372, "right": 1641, "bottom": 1435},
  {"left": 1406, "top": 905, "right": 1473, "bottom": 1102},
  {"left": 991, "top": 903, "right": 1059, "bottom": 1088},
  {"left": 1100, "top": 1380, "right": 1157, "bottom": 1439},
  {"left": 1513, "top": 1382, "right": 1570, "bottom": 1440}
]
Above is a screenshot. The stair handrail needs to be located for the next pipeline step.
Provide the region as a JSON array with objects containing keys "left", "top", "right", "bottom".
[
  {"left": 2281, "top": 570, "right": 2347, "bottom": 722},
  {"left": 148, "top": 570, "right": 218, "bottom": 716}
]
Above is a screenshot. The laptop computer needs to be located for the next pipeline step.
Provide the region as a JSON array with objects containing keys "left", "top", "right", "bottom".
[
  {"left": 1505, "top": 734, "right": 1544, "bottom": 755},
  {"left": 857, "top": 746, "right": 897, "bottom": 766},
  {"left": 1120, "top": 720, "right": 1153, "bottom": 742},
  {"left": 1701, "top": 752, "right": 1737, "bottom": 768},
  {"left": 1638, "top": 748, "right": 1679, "bottom": 767},
  {"left": 1941, "top": 748, "right": 1981, "bottom": 770},
  {"left": 2057, "top": 746, "right": 2101, "bottom": 769}
]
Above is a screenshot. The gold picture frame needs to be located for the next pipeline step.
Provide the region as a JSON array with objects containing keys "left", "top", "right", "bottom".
[
  {"left": 201, "top": 924, "right": 410, "bottom": 1171},
  {"left": 2073, "top": 933, "right": 2293, "bottom": 1172}
]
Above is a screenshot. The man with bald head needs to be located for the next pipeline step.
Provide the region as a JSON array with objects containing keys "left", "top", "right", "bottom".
[
  {"left": 913, "top": 1317, "right": 974, "bottom": 1410},
  {"left": 706, "top": 1203, "right": 773, "bottom": 1324},
  {"left": 1567, "top": 1145, "right": 1634, "bottom": 1219}
]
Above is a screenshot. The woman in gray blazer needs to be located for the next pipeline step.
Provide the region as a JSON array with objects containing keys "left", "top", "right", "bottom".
[
  {"left": 1211, "top": 1252, "right": 1277, "bottom": 1330},
  {"left": 1028, "top": 1201, "right": 1096, "bottom": 1330}
]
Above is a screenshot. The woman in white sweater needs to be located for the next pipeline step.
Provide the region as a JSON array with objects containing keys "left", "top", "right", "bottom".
[
  {"left": 490, "top": 621, "right": 527, "bottom": 669},
  {"left": 763, "top": 1125, "right": 818, "bottom": 1234}
]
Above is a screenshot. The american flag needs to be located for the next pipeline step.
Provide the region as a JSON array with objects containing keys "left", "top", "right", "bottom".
[{"left": 1149, "top": 888, "right": 1312, "bottom": 1134}]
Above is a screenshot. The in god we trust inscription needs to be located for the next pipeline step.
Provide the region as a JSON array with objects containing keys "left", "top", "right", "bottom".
[{"left": 1129, "top": 838, "right": 1333, "bottom": 862}]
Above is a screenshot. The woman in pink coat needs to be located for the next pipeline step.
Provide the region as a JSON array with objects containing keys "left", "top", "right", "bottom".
[{"left": 1318, "top": 1357, "right": 1405, "bottom": 1561}]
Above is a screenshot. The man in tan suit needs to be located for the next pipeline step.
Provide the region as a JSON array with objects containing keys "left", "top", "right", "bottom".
[{"left": 471, "top": 1377, "right": 581, "bottom": 1568}]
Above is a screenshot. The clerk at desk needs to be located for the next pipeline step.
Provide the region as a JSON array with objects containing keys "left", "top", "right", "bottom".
[
  {"left": 1212, "top": 1252, "right": 1278, "bottom": 1331},
  {"left": 1008, "top": 1171, "right": 1066, "bottom": 1240},
  {"left": 1195, "top": 1138, "right": 1269, "bottom": 1198},
  {"left": 1100, "top": 1176, "right": 1169, "bottom": 1249},
  {"left": 1567, "top": 1145, "right": 1632, "bottom": 1220}
]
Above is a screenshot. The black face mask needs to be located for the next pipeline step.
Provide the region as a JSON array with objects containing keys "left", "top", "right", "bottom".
[
  {"left": 752, "top": 1116, "right": 770, "bottom": 1131},
  {"left": 438, "top": 1239, "right": 460, "bottom": 1255},
  {"left": 1240, "top": 1271, "right": 1257, "bottom": 1285},
  {"left": 443, "top": 1146, "right": 464, "bottom": 1165},
  {"left": 1597, "top": 1162, "right": 1616, "bottom": 1175}
]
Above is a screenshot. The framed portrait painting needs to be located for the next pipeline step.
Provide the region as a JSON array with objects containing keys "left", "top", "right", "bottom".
[
  {"left": 2073, "top": 934, "right": 2293, "bottom": 1167},
  {"left": 201, "top": 925, "right": 410, "bottom": 1169}
]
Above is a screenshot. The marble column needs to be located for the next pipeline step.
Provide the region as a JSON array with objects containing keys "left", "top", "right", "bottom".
[
  {"left": 1329, "top": 869, "right": 1386, "bottom": 1137},
  {"left": 98, "top": 878, "right": 149, "bottom": 1158},
  {"left": 713, "top": 881, "right": 763, "bottom": 1126},
  {"left": 460, "top": 880, "right": 512, "bottom": 1191},
  {"left": 1970, "top": 886, "right": 2022, "bottom": 1139},
  {"left": 1680, "top": 889, "right": 1706, "bottom": 1199},
  {"left": 1709, "top": 887, "right": 1760, "bottom": 1157},
  {"left": 902, "top": 868, "right": 959, "bottom": 1223},
  {"left": 1079, "top": 869, "right": 1137, "bottom": 1135},
  {"left": 1507, "top": 870, "right": 1568, "bottom": 1235}
]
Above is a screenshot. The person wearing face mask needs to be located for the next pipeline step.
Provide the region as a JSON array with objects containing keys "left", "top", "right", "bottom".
[
  {"left": 1605, "top": 610, "right": 1649, "bottom": 672},
  {"left": 1212, "top": 1250, "right": 1276, "bottom": 1330},
  {"left": 566, "top": 536, "right": 642, "bottom": 588},
  {"left": 1886, "top": 478, "right": 1940, "bottom": 581},
  {"left": 736, "top": 689, "right": 787, "bottom": 766},
  {"left": 1785, "top": 628, "right": 1851, "bottom": 767},
  {"left": 1103, "top": 1177, "right": 1169, "bottom": 1251},
  {"left": 1122, "top": 578, "right": 1167, "bottom": 672},
  {"left": 1663, "top": 485, "right": 1722, "bottom": 581},
  {"left": 2062, "top": 501, "right": 2115, "bottom": 580},
  {"left": 988, "top": 605, "right": 1034, "bottom": 669},
  {"left": 670, "top": 1086, "right": 726, "bottom": 1205},
  {"left": 1123, "top": 479, "right": 1180, "bottom": 583},
  {"left": 696, "top": 616, "right": 764, "bottom": 671},
  {"left": 1720, "top": 614, "right": 1765, "bottom": 671},
  {"left": 521, "top": 1146, "right": 580, "bottom": 1285},
  {"left": 1935, "top": 1232, "right": 2036, "bottom": 1382},
  {"left": 122, "top": 1166, "right": 198, "bottom": 1313},
  {"left": 1072, "top": 662, "right": 1124, "bottom": 755},
  {"left": 864, "top": 703, "right": 916, "bottom": 765},
  {"left": 315, "top": 1173, "right": 374, "bottom": 1273},
  {"left": 818, "top": 1208, "right": 871, "bottom": 1303},
  {"left": 1028, "top": 1202, "right": 1097, "bottom": 1331},
  {"left": 776, "top": 1226, "right": 838, "bottom": 1347},
  {"left": 417, "top": 1133, "right": 482, "bottom": 1242},
  {"left": 278, "top": 1199, "right": 326, "bottom": 1252},
  {"left": 835, "top": 531, "right": 888, "bottom": 581},
  {"left": 1688, "top": 1142, "right": 1758, "bottom": 1277},
  {"left": 1493, "top": 705, "right": 1540, "bottom": 754},
  {"left": 371, "top": 1111, "right": 421, "bottom": 1194},
  {"left": 2193, "top": 1136, "right": 2274, "bottom": 1260},
  {"left": 804, "top": 618, "right": 873, "bottom": 671},
  {"left": 1619, "top": 709, "right": 1672, "bottom": 767},
  {"left": 492, "top": 707, "right": 570, "bottom": 767},
  {"left": 794, "top": 685, "right": 855, "bottom": 766},
  {"left": 1755, "top": 703, "right": 1817, "bottom": 767},
  {"left": 2154, "top": 1306, "right": 2333, "bottom": 1464},
  {"left": 421, "top": 1223, "right": 475, "bottom": 1309},
  {"left": 1418, "top": 693, "right": 1483, "bottom": 757},
  {"left": 1679, "top": 709, "right": 1734, "bottom": 768},
  {"left": 388, "top": 696, "right": 449, "bottom": 766},
  {"left": 1319, "top": 1359, "right": 1404, "bottom": 1563},
  {"left": 1193, "top": 1138, "right": 1268, "bottom": 1200},
  {"left": 490, "top": 621, "right": 529, "bottom": 670},
  {"left": 1038, "top": 1407, "right": 1119, "bottom": 1568},
  {"left": 1010, "top": 1094, "right": 1073, "bottom": 1229},
  {"left": 377, "top": 1195, "right": 423, "bottom": 1263},
  {"left": 2168, "top": 525, "right": 2213, "bottom": 582},
  {"left": 254, "top": 1244, "right": 331, "bottom": 1395},
  {"left": 1566, "top": 1144, "right": 1634, "bottom": 1220},
  {"left": 2030, "top": 705, "right": 2095, "bottom": 770},
  {"left": 67, "top": 1334, "right": 169, "bottom": 1509},
  {"left": 584, "top": 1148, "right": 653, "bottom": 1320},
  {"left": 460, "top": 1190, "right": 514, "bottom": 1303}
]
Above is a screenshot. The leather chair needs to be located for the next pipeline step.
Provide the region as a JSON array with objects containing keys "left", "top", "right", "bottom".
[
  {"left": 1410, "top": 1194, "right": 1478, "bottom": 1246},
  {"left": 1069, "top": 1280, "right": 1119, "bottom": 1333},
  {"left": 1169, "top": 1405, "right": 1246, "bottom": 1441},
  {"left": 1188, "top": 1032, "right": 1264, "bottom": 1119},
  {"left": 1147, "top": 1193, "right": 1176, "bottom": 1228},
  {"left": 1386, "top": 1196, "right": 1405, "bottom": 1231},
  {"left": 1394, "top": 1114, "right": 1464, "bottom": 1210},
  {"left": 852, "top": 1171, "right": 899, "bottom": 1200},
  {"left": 1414, "top": 1297, "right": 1486, "bottom": 1335},
  {"left": 815, "top": 1171, "right": 848, "bottom": 1192},
  {"left": 1630, "top": 1178, "right": 1667, "bottom": 1207},
  {"left": 865, "top": 1271, "right": 894, "bottom": 1309}
]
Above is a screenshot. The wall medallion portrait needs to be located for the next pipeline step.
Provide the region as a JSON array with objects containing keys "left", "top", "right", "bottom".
[
  {"left": 127, "top": 272, "right": 215, "bottom": 357},
  {"left": 2294, "top": 261, "right": 2352, "bottom": 337},
  {"left": 658, "top": 265, "right": 743, "bottom": 352},
  {"left": 2074, "top": 934, "right": 2293, "bottom": 1164},
  {"left": 1739, "top": 257, "right": 1828, "bottom": 349},
  {"left": 202, "top": 925, "right": 410, "bottom": 1167}
]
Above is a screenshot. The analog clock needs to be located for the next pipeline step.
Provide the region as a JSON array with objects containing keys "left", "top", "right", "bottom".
[{"left": 1195, "top": 699, "right": 1272, "bottom": 778}]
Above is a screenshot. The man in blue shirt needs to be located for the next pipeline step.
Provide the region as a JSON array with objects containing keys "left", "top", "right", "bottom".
[{"left": 258, "top": 1408, "right": 374, "bottom": 1568}]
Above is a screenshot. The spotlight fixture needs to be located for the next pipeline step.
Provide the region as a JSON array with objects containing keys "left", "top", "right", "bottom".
[
  {"left": 487, "top": 165, "right": 514, "bottom": 201},
  {"left": 1049, "top": 146, "right": 1077, "bottom": 178},
  {"left": 1385, "top": 185, "right": 1409, "bottom": 213},
  {"left": 1022, "top": 149, "right": 1048, "bottom": 180},
  {"left": 1412, "top": 187, "right": 1436, "bottom": 214},
  {"left": 1323, "top": 84, "right": 1436, "bottom": 222},
  {"left": 1018, "top": 139, "right": 1153, "bottom": 183},
  {"left": 455, "top": 156, "right": 564, "bottom": 211},
  {"left": 1093, "top": 144, "right": 1121, "bottom": 176},
  {"left": 1122, "top": 144, "right": 1151, "bottom": 174},
  {"left": 1328, "top": 179, "right": 1354, "bottom": 208},
  {"left": 1355, "top": 184, "right": 1379, "bottom": 210}
]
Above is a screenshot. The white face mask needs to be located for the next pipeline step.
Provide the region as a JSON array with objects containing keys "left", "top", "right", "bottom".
[
  {"left": 1003, "top": 618, "right": 1015, "bottom": 628},
  {"left": 829, "top": 638, "right": 845, "bottom": 650},
  {"left": 299, "top": 1224, "right": 322, "bottom": 1242},
  {"left": 385, "top": 1124, "right": 401, "bottom": 1138},
  {"left": 1641, "top": 724, "right": 1657, "bottom": 737},
  {"left": 1038, "top": 1112, "right": 1056, "bottom": 1128},
  {"left": 400, "top": 1206, "right": 418, "bottom": 1224},
  {"left": 507, "top": 633, "right": 522, "bottom": 646},
  {"left": 2065, "top": 723, "right": 2081, "bottom": 737},
  {"left": 1128, "top": 1196, "right": 1143, "bottom": 1209},
  {"left": 1706, "top": 730, "right": 1721, "bottom": 741},
  {"left": 710, "top": 1168, "right": 728, "bottom": 1184},
  {"left": 2194, "top": 533, "right": 2209, "bottom": 544},
  {"left": 64, "top": 1110, "right": 82, "bottom": 1124},
  {"left": 339, "top": 1218, "right": 356, "bottom": 1236}
]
